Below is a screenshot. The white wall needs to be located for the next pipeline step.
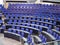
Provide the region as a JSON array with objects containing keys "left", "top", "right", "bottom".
[
  {"left": 0, "top": 0, "right": 3, "bottom": 5},
  {"left": 43, "top": 0, "right": 60, "bottom": 2}
]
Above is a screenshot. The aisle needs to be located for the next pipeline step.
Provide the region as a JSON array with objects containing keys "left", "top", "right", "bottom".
[
  {"left": 0, "top": 33, "right": 4, "bottom": 45},
  {"left": 0, "top": 33, "right": 21, "bottom": 45}
]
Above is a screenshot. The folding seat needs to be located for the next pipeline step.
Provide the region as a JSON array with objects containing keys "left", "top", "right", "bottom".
[
  {"left": 55, "top": 34, "right": 59, "bottom": 40},
  {"left": 39, "top": 34, "right": 43, "bottom": 39},
  {"left": 42, "top": 36, "right": 47, "bottom": 43},
  {"left": 53, "top": 32, "right": 59, "bottom": 40},
  {"left": 59, "top": 36, "right": 60, "bottom": 40},
  {"left": 50, "top": 20, "right": 53, "bottom": 23},
  {"left": 6, "top": 16, "right": 9, "bottom": 19},
  {"left": 26, "top": 28, "right": 29, "bottom": 32},
  {"left": 17, "top": 26, "right": 20, "bottom": 29},
  {"left": 26, "top": 24, "right": 29, "bottom": 27},
  {"left": 21, "top": 27, "right": 24, "bottom": 30},
  {"left": 37, "top": 18, "right": 40, "bottom": 21},
  {"left": 48, "top": 30, "right": 53, "bottom": 34},
  {"left": 24, "top": 20, "right": 26, "bottom": 23},
  {"left": 14, "top": 20, "right": 17, "bottom": 23},
  {"left": 41, "top": 23, "right": 43, "bottom": 26},
  {"left": 12, "top": 26, "right": 15, "bottom": 29},
  {"left": 56, "top": 27, "right": 60, "bottom": 31},
  {"left": 31, "top": 25, "right": 34, "bottom": 28},
  {"left": 7, "top": 22, "right": 11, "bottom": 24},
  {"left": 49, "top": 25, "right": 52, "bottom": 29},
  {"left": 22, "top": 24, "right": 25, "bottom": 26},
  {"left": 30, "top": 30, "right": 33, "bottom": 34},
  {"left": 40, "top": 27, "right": 42, "bottom": 32},
  {"left": 0, "top": 20, "right": 3, "bottom": 23},
  {"left": 13, "top": 30, "right": 16, "bottom": 33},
  {"left": 45, "top": 24, "right": 48, "bottom": 27},
  {"left": 45, "top": 19, "right": 48, "bottom": 22},
  {"left": 21, "top": 32, "right": 24, "bottom": 37},
  {"left": 8, "top": 29, "right": 11, "bottom": 32},
  {"left": 52, "top": 32, "right": 56, "bottom": 37},
  {"left": 36, "top": 22, "right": 39, "bottom": 25},
  {"left": 9, "top": 20, "right": 12, "bottom": 23},
  {"left": 39, "top": 34, "right": 47, "bottom": 43},
  {"left": 32, "top": 17, "right": 35, "bottom": 20},
  {"left": 19, "top": 20, "right": 21, "bottom": 23},
  {"left": 53, "top": 21, "right": 56, "bottom": 25},
  {"left": 27, "top": 35, "right": 32, "bottom": 44},
  {"left": 35, "top": 26, "right": 38, "bottom": 29}
]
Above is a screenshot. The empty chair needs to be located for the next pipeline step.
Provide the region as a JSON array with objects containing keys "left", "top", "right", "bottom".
[
  {"left": 26, "top": 28, "right": 29, "bottom": 32},
  {"left": 39, "top": 34, "right": 47, "bottom": 43},
  {"left": 30, "top": 30, "right": 33, "bottom": 35},
  {"left": 21, "top": 32, "right": 24, "bottom": 37},
  {"left": 13, "top": 30, "right": 16, "bottom": 33},
  {"left": 27, "top": 35, "right": 32, "bottom": 44},
  {"left": 21, "top": 27, "right": 24, "bottom": 30},
  {"left": 8, "top": 29, "right": 11, "bottom": 32}
]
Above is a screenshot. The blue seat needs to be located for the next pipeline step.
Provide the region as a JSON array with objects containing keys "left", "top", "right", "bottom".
[
  {"left": 0, "top": 20, "right": 3, "bottom": 23},
  {"left": 13, "top": 30, "right": 16, "bottom": 33},
  {"left": 41, "top": 23, "right": 43, "bottom": 26},
  {"left": 56, "top": 27, "right": 59, "bottom": 31},
  {"left": 18, "top": 31, "right": 20, "bottom": 34},
  {"left": 8, "top": 29, "right": 11, "bottom": 32},
  {"left": 45, "top": 19, "right": 48, "bottom": 22},
  {"left": 32, "top": 22, "right": 35, "bottom": 24},
  {"left": 49, "top": 25, "right": 52, "bottom": 29},
  {"left": 50, "top": 20, "right": 53, "bottom": 23},
  {"left": 21, "top": 32, "right": 24, "bottom": 37},
  {"left": 53, "top": 32, "right": 56, "bottom": 37},
  {"left": 39, "top": 34, "right": 47, "bottom": 43},
  {"left": 14, "top": 20, "right": 17, "bottom": 22},
  {"left": 39, "top": 34, "right": 43, "bottom": 39},
  {"left": 42, "top": 36, "right": 47, "bottom": 43},
  {"left": 55, "top": 34, "right": 59, "bottom": 40},
  {"left": 47, "top": 30, "right": 52, "bottom": 34},
  {"left": 30, "top": 30, "right": 33, "bottom": 34},
  {"left": 9, "top": 20, "right": 12, "bottom": 23},
  {"left": 26, "top": 28, "right": 29, "bottom": 32},
  {"left": 45, "top": 24, "right": 48, "bottom": 27},
  {"left": 59, "top": 36, "right": 60, "bottom": 40},
  {"left": 27, "top": 35, "right": 32, "bottom": 44},
  {"left": 21, "top": 27, "right": 24, "bottom": 30}
]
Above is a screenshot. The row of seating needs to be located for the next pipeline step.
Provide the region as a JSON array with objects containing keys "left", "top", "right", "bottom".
[
  {"left": 6, "top": 28, "right": 48, "bottom": 44},
  {"left": 0, "top": 5, "right": 4, "bottom": 33},
  {"left": 5, "top": 28, "right": 60, "bottom": 44},
  {"left": 47, "top": 30, "right": 60, "bottom": 40},
  {"left": 5, "top": 18, "right": 55, "bottom": 29},
  {"left": 3, "top": 4, "right": 60, "bottom": 45},
  {"left": 3, "top": 12, "right": 60, "bottom": 21},
  {"left": 2, "top": 4, "right": 60, "bottom": 21},
  {"left": 5, "top": 24, "right": 39, "bottom": 35},
  {"left": 4, "top": 16, "right": 56, "bottom": 23},
  {"left": 8, "top": 4, "right": 60, "bottom": 10}
]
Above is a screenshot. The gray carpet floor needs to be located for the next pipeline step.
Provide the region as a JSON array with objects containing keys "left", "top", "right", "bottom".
[{"left": 0, "top": 33, "right": 21, "bottom": 45}]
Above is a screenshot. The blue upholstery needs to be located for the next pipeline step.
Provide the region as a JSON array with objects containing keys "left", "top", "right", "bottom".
[
  {"left": 27, "top": 35, "right": 32, "bottom": 44},
  {"left": 2, "top": 4, "right": 60, "bottom": 44},
  {"left": 47, "top": 30, "right": 60, "bottom": 40},
  {"left": 39, "top": 34, "right": 47, "bottom": 43}
]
